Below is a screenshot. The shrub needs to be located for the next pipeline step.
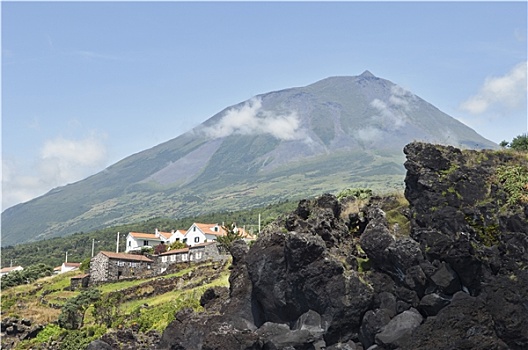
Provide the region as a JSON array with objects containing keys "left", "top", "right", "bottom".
[
  {"left": 496, "top": 165, "right": 528, "bottom": 205},
  {"left": 1, "top": 263, "right": 54, "bottom": 288},
  {"left": 58, "top": 289, "right": 101, "bottom": 330}
]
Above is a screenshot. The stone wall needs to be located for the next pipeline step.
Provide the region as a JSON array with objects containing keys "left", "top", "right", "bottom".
[
  {"left": 157, "top": 243, "right": 227, "bottom": 274},
  {"left": 106, "top": 258, "right": 153, "bottom": 281},
  {"left": 90, "top": 253, "right": 109, "bottom": 283}
]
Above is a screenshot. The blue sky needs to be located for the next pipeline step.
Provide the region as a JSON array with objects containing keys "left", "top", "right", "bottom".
[{"left": 2, "top": 1, "right": 527, "bottom": 210}]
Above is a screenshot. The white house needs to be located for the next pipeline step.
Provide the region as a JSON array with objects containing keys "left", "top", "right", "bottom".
[
  {"left": 54, "top": 262, "right": 81, "bottom": 274},
  {"left": 0, "top": 265, "right": 23, "bottom": 277},
  {"left": 184, "top": 223, "right": 226, "bottom": 246},
  {"left": 125, "top": 229, "right": 166, "bottom": 252},
  {"left": 167, "top": 229, "right": 186, "bottom": 244}
]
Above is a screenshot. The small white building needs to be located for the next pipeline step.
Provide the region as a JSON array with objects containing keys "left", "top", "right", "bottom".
[
  {"left": 0, "top": 265, "right": 23, "bottom": 277},
  {"left": 167, "top": 229, "right": 186, "bottom": 244},
  {"left": 54, "top": 262, "right": 81, "bottom": 274},
  {"left": 125, "top": 229, "right": 166, "bottom": 252}
]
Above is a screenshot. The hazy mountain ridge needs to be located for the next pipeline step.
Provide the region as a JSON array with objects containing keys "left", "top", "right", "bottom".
[{"left": 1, "top": 71, "right": 497, "bottom": 246}]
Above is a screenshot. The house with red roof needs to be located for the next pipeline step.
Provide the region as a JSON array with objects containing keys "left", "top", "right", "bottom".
[
  {"left": 125, "top": 228, "right": 183, "bottom": 252},
  {"left": 184, "top": 223, "right": 226, "bottom": 246},
  {"left": 184, "top": 222, "right": 256, "bottom": 246}
]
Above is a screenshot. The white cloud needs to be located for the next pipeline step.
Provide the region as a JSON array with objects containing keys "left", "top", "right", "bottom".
[
  {"left": 370, "top": 85, "right": 413, "bottom": 130},
  {"left": 460, "top": 61, "right": 528, "bottom": 115},
  {"left": 356, "top": 84, "right": 415, "bottom": 143},
  {"left": 202, "top": 97, "right": 304, "bottom": 141},
  {"left": 2, "top": 134, "right": 108, "bottom": 210},
  {"left": 356, "top": 126, "right": 383, "bottom": 143}
]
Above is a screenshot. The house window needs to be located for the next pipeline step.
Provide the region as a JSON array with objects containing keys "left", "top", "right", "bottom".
[
  {"left": 195, "top": 252, "right": 202, "bottom": 260},
  {"left": 117, "top": 261, "right": 125, "bottom": 267},
  {"left": 183, "top": 238, "right": 187, "bottom": 243},
  {"left": 170, "top": 255, "right": 176, "bottom": 262},
  {"left": 193, "top": 227, "right": 196, "bottom": 231},
  {"left": 194, "top": 237, "right": 200, "bottom": 243},
  {"left": 128, "top": 241, "right": 131, "bottom": 247},
  {"left": 182, "top": 253, "right": 188, "bottom": 261},
  {"left": 143, "top": 240, "right": 149, "bottom": 246},
  {"left": 175, "top": 238, "right": 180, "bottom": 241},
  {"left": 162, "top": 256, "right": 167, "bottom": 263}
]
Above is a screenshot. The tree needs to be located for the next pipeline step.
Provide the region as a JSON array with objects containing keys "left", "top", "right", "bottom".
[
  {"left": 93, "top": 293, "right": 123, "bottom": 327},
  {"left": 499, "top": 140, "right": 509, "bottom": 148},
  {"left": 79, "top": 257, "right": 91, "bottom": 273},
  {"left": 509, "top": 133, "right": 528, "bottom": 151},
  {"left": 168, "top": 240, "right": 187, "bottom": 251},
  {"left": 217, "top": 223, "right": 244, "bottom": 250},
  {"left": 58, "top": 289, "right": 101, "bottom": 329}
]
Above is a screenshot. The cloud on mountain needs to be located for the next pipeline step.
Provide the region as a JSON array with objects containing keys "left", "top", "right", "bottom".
[
  {"left": 2, "top": 134, "right": 108, "bottom": 210},
  {"left": 357, "top": 85, "right": 414, "bottom": 143},
  {"left": 202, "top": 97, "right": 304, "bottom": 141},
  {"left": 460, "top": 61, "right": 527, "bottom": 114}
]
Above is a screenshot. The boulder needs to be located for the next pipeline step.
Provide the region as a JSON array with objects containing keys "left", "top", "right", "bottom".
[
  {"left": 358, "top": 309, "right": 392, "bottom": 348},
  {"left": 86, "top": 339, "right": 114, "bottom": 350},
  {"left": 418, "top": 293, "right": 450, "bottom": 316},
  {"left": 374, "top": 308, "right": 423, "bottom": 348},
  {"left": 430, "top": 263, "right": 461, "bottom": 295}
]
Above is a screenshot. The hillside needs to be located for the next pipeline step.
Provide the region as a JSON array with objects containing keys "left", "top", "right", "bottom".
[{"left": 1, "top": 71, "right": 497, "bottom": 246}]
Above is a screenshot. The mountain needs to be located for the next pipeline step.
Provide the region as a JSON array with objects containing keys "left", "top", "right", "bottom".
[{"left": 1, "top": 71, "right": 497, "bottom": 246}]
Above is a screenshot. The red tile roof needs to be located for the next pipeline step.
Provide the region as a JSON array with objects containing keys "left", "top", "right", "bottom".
[
  {"left": 100, "top": 251, "right": 154, "bottom": 262},
  {"left": 158, "top": 231, "right": 173, "bottom": 239},
  {"left": 129, "top": 232, "right": 160, "bottom": 240},
  {"left": 235, "top": 227, "right": 257, "bottom": 239},
  {"left": 193, "top": 223, "right": 227, "bottom": 236},
  {"left": 64, "top": 262, "right": 81, "bottom": 268}
]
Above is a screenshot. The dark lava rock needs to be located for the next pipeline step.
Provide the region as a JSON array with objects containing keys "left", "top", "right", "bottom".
[
  {"left": 418, "top": 292, "right": 451, "bottom": 316},
  {"left": 86, "top": 339, "right": 114, "bottom": 350},
  {"left": 151, "top": 142, "right": 527, "bottom": 350}
]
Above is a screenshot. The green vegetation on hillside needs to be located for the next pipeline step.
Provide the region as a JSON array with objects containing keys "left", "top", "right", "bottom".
[{"left": 2, "top": 260, "right": 231, "bottom": 350}]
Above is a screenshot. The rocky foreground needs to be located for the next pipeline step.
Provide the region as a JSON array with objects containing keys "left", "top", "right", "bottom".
[{"left": 91, "top": 142, "right": 528, "bottom": 350}]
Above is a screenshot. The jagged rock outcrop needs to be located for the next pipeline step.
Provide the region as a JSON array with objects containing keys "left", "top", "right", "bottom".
[
  {"left": 0, "top": 318, "right": 43, "bottom": 349},
  {"left": 88, "top": 142, "right": 527, "bottom": 350}
]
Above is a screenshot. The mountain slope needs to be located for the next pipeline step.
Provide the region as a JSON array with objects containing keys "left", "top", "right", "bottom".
[{"left": 1, "top": 71, "right": 497, "bottom": 246}]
